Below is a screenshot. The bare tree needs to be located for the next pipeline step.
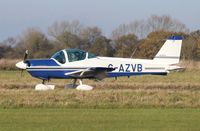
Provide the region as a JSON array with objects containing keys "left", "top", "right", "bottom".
[
  {"left": 112, "top": 15, "right": 189, "bottom": 39},
  {"left": 112, "top": 24, "right": 128, "bottom": 40},
  {"left": 147, "top": 15, "right": 189, "bottom": 33},
  {"left": 48, "top": 20, "right": 83, "bottom": 39},
  {"left": 79, "top": 27, "right": 102, "bottom": 43},
  {"left": 0, "top": 37, "right": 16, "bottom": 47},
  {"left": 114, "top": 34, "right": 139, "bottom": 57},
  {"left": 15, "top": 28, "right": 53, "bottom": 58}
]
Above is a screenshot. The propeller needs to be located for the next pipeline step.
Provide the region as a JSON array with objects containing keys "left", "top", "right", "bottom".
[
  {"left": 16, "top": 50, "right": 29, "bottom": 76},
  {"left": 21, "top": 50, "right": 28, "bottom": 76},
  {"left": 23, "top": 50, "right": 28, "bottom": 62}
]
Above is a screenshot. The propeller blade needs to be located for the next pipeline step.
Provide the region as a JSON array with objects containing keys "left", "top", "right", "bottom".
[
  {"left": 16, "top": 50, "right": 28, "bottom": 77},
  {"left": 23, "top": 50, "right": 28, "bottom": 62}
]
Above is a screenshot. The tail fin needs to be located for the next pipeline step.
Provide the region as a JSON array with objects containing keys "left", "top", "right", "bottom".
[{"left": 153, "top": 36, "right": 183, "bottom": 64}]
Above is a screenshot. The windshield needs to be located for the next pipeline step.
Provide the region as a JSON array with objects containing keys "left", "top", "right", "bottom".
[
  {"left": 88, "top": 52, "right": 96, "bottom": 59},
  {"left": 51, "top": 51, "right": 66, "bottom": 64},
  {"left": 66, "top": 49, "right": 87, "bottom": 62}
]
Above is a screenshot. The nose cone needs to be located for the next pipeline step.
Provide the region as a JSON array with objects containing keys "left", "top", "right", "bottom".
[{"left": 16, "top": 61, "right": 27, "bottom": 69}]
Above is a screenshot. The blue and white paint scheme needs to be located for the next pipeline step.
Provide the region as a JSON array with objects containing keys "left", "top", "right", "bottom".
[{"left": 16, "top": 36, "right": 183, "bottom": 90}]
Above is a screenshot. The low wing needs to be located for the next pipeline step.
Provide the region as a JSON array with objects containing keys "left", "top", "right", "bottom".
[{"left": 64, "top": 67, "right": 115, "bottom": 80}]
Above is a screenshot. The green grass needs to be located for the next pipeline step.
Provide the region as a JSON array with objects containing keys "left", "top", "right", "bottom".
[
  {"left": 0, "top": 70, "right": 200, "bottom": 108},
  {"left": 0, "top": 70, "right": 200, "bottom": 130},
  {"left": 0, "top": 108, "right": 200, "bottom": 131},
  {"left": 1, "top": 70, "right": 200, "bottom": 89},
  {"left": 0, "top": 89, "right": 199, "bottom": 108}
]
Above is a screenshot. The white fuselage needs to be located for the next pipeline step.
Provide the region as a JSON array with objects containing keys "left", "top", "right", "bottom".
[{"left": 54, "top": 56, "right": 168, "bottom": 76}]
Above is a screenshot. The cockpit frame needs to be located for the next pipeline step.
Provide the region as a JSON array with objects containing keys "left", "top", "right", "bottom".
[{"left": 51, "top": 49, "right": 96, "bottom": 65}]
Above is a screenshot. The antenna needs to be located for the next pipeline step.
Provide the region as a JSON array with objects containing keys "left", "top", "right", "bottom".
[{"left": 130, "top": 47, "right": 138, "bottom": 58}]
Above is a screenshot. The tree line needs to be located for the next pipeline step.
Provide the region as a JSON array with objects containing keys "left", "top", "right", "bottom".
[{"left": 0, "top": 15, "right": 200, "bottom": 60}]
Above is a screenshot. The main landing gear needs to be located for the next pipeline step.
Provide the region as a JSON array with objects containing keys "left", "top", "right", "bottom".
[{"left": 65, "top": 79, "right": 93, "bottom": 91}]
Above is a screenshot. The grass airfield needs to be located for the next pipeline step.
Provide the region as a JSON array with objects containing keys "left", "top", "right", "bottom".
[
  {"left": 1, "top": 108, "right": 200, "bottom": 131},
  {"left": 0, "top": 70, "right": 200, "bottom": 130}
]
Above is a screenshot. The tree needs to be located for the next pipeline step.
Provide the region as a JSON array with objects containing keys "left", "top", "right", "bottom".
[
  {"left": 196, "top": 39, "right": 200, "bottom": 59},
  {"left": 134, "top": 31, "right": 187, "bottom": 59},
  {"left": 112, "top": 15, "right": 189, "bottom": 39},
  {"left": 112, "top": 20, "right": 146, "bottom": 39},
  {"left": 0, "top": 45, "right": 13, "bottom": 58},
  {"left": 184, "top": 30, "right": 200, "bottom": 60},
  {"left": 79, "top": 27, "right": 102, "bottom": 43},
  {"left": 56, "top": 32, "right": 81, "bottom": 49},
  {"left": 48, "top": 20, "right": 83, "bottom": 39},
  {"left": 15, "top": 28, "right": 54, "bottom": 58},
  {"left": 48, "top": 20, "right": 84, "bottom": 50},
  {"left": 0, "top": 37, "right": 16, "bottom": 47},
  {"left": 0, "top": 37, "right": 16, "bottom": 58},
  {"left": 88, "top": 36, "right": 114, "bottom": 56},
  {"left": 79, "top": 27, "right": 102, "bottom": 50},
  {"left": 114, "top": 34, "right": 139, "bottom": 57},
  {"left": 180, "top": 37, "right": 195, "bottom": 60},
  {"left": 147, "top": 15, "right": 189, "bottom": 33}
]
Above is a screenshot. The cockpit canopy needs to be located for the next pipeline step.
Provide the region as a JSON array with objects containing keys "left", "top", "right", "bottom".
[{"left": 51, "top": 49, "right": 96, "bottom": 64}]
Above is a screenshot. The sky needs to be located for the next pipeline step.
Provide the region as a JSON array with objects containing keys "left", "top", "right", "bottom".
[{"left": 0, "top": 0, "right": 200, "bottom": 41}]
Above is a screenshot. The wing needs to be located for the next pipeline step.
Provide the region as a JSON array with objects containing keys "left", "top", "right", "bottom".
[{"left": 64, "top": 67, "right": 115, "bottom": 80}]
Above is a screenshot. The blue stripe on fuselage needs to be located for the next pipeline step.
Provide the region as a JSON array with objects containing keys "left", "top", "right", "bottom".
[
  {"left": 27, "top": 68, "right": 167, "bottom": 80},
  {"left": 107, "top": 72, "right": 167, "bottom": 77},
  {"left": 25, "top": 59, "right": 59, "bottom": 66}
]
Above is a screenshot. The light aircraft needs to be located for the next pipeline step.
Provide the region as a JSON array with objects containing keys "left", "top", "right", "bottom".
[{"left": 16, "top": 36, "right": 183, "bottom": 90}]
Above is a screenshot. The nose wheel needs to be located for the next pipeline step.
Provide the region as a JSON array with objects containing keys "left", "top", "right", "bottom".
[{"left": 35, "top": 79, "right": 55, "bottom": 91}]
